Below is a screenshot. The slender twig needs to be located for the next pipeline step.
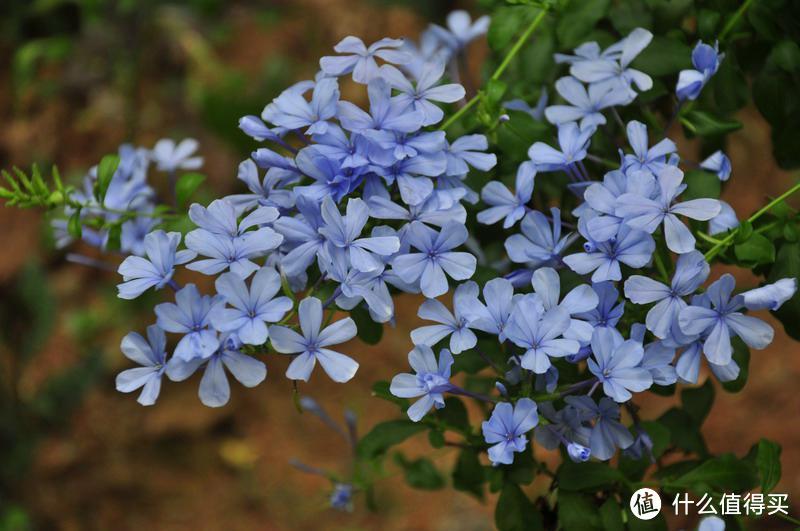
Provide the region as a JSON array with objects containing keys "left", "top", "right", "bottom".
[
  {"left": 705, "top": 180, "right": 800, "bottom": 261},
  {"left": 439, "top": 7, "right": 549, "bottom": 132},
  {"left": 719, "top": 0, "right": 755, "bottom": 42}
]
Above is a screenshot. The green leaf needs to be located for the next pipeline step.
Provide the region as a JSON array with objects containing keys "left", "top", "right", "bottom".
[
  {"left": 609, "top": 1, "right": 653, "bottom": 34},
  {"left": 755, "top": 438, "right": 782, "bottom": 493},
  {"left": 558, "top": 491, "right": 602, "bottom": 531},
  {"left": 599, "top": 497, "right": 624, "bottom": 531},
  {"left": 370, "top": 380, "right": 407, "bottom": 409},
  {"left": 557, "top": 461, "right": 623, "bottom": 491},
  {"left": 356, "top": 420, "right": 426, "bottom": 459},
  {"left": 67, "top": 209, "right": 82, "bottom": 239},
  {"left": 683, "top": 170, "right": 721, "bottom": 200},
  {"left": 106, "top": 223, "right": 122, "bottom": 252},
  {"left": 350, "top": 305, "right": 383, "bottom": 345},
  {"left": 670, "top": 454, "right": 758, "bottom": 493},
  {"left": 175, "top": 172, "right": 206, "bottom": 208},
  {"left": 681, "top": 379, "right": 714, "bottom": 425},
  {"left": 768, "top": 40, "right": 800, "bottom": 73},
  {"left": 486, "top": 79, "right": 508, "bottom": 107},
  {"left": 682, "top": 110, "right": 742, "bottom": 137},
  {"left": 556, "top": 0, "right": 610, "bottom": 48},
  {"left": 452, "top": 449, "right": 485, "bottom": 499},
  {"left": 734, "top": 232, "right": 776, "bottom": 265},
  {"left": 633, "top": 36, "right": 692, "bottom": 77},
  {"left": 488, "top": 7, "right": 531, "bottom": 51},
  {"left": 435, "top": 397, "right": 470, "bottom": 433},
  {"left": 95, "top": 154, "right": 120, "bottom": 203},
  {"left": 658, "top": 408, "right": 707, "bottom": 455},
  {"left": 641, "top": 421, "right": 671, "bottom": 459},
  {"left": 495, "top": 482, "right": 542, "bottom": 531},
  {"left": 427, "top": 429, "right": 445, "bottom": 448},
  {"left": 394, "top": 454, "right": 445, "bottom": 490},
  {"left": 625, "top": 506, "right": 668, "bottom": 531}
]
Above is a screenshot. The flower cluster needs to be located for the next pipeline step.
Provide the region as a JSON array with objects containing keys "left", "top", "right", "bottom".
[
  {"left": 382, "top": 27, "right": 797, "bottom": 467},
  {"left": 39, "top": 9, "right": 797, "bottom": 479},
  {"left": 110, "top": 11, "right": 497, "bottom": 407}
]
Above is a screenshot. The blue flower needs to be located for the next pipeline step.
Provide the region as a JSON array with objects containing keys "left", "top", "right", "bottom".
[
  {"left": 740, "top": 278, "right": 797, "bottom": 311},
  {"left": 186, "top": 221, "right": 283, "bottom": 280},
  {"left": 392, "top": 221, "right": 476, "bottom": 298},
  {"left": 503, "top": 87, "right": 548, "bottom": 121},
  {"left": 615, "top": 166, "right": 720, "bottom": 254},
  {"left": 530, "top": 267, "right": 599, "bottom": 344},
  {"left": 338, "top": 79, "right": 424, "bottom": 134},
  {"left": 166, "top": 333, "right": 267, "bottom": 408},
  {"left": 505, "top": 295, "right": 580, "bottom": 373},
  {"left": 381, "top": 62, "right": 465, "bottom": 126},
  {"left": 587, "top": 327, "right": 653, "bottom": 402},
  {"left": 545, "top": 76, "right": 632, "bottom": 130},
  {"left": 273, "top": 196, "right": 327, "bottom": 277},
  {"left": 477, "top": 163, "right": 535, "bottom": 228},
  {"left": 428, "top": 10, "right": 489, "bottom": 55},
  {"left": 390, "top": 345, "right": 454, "bottom": 422},
  {"left": 239, "top": 115, "right": 283, "bottom": 143},
  {"left": 120, "top": 216, "right": 159, "bottom": 256},
  {"left": 461, "top": 278, "right": 515, "bottom": 339},
  {"left": 376, "top": 152, "right": 447, "bottom": 206},
  {"left": 312, "top": 125, "right": 371, "bottom": 169},
  {"left": 577, "top": 281, "right": 625, "bottom": 330},
  {"left": 624, "top": 250, "right": 710, "bottom": 338},
  {"left": 293, "top": 145, "right": 365, "bottom": 203},
  {"left": 505, "top": 207, "right": 575, "bottom": 267},
  {"left": 700, "top": 150, "right": 731, "bottom": 181},
  {"left": 209, "top": 266, "right": 293, "bottom": 345},
  {"left": 528, "top": 122, "right": 594, "bottom": 173},
  {"left": 269, "top": 297, "right": 359, "bottom": 382},
  {"left": 444, "top": 134, "right": 497, "bottom": 177},
  {"left": 411, "top": 281, "right": 480, "bottom": 354},
  {"left": 330, "top": 484, "right": 354, "bottom": 512},
  {"left": 568, "top": 442, "right": 592, "bottom": 462},
  {"left": 117, "top": 230, "right": 196, "bottom": 299},
  {"left": 155, "top": 284, "right": 224, "bottom": 361},
  {"left": 563, "top": 219, "right": 655, "bottom": 282},
  {"left": 320, "top": 36, "right": 412, "bottom": 84},
  {"left": 678, "top": 274, "right": 775, "bottom": 365},
  {"left": 319, "top": 196, "right": 400, "bottom": 272},
  {"left": 621, "top": 120, "right": 677, "bottom": 175},
  {"left": 534, "top": 402, "right": 592, "bottom": 454},
  {"left": 151, "top": 138, "right": 203, "bottom": 172},
  {"left": 566, "top": 396, "right": 634, "bottom": 461},
  {"left": 369, "top": 130, "right": 447, "bottom": 163},
  {"left": 709, "top": 200, "right": 739, "bottom": 235},
  {"left": 262, "top": 77, "right": 340, "bottom": 135},
  {"left": 116, "top": 325, "right": 168, "bottom": 406},
  {"left": 481, "top": 398, "right": 539, "bottom": 466},
  {"left": 367, "top": 193, "right": 466, "bottom": 237},
  {"left": 226, "top": 159, "right": 296, "bottom": 213},
  {"left": 676, "top": 41, "right": 724, "bottom": 101},
  {"left": 570, "top": 28, "right": 653, "bottom": 97}
]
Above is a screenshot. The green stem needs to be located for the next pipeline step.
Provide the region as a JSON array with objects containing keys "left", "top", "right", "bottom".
[
  {"left": 439, "top": 7, "right": 549, "bottom": 132},
  {"left": 719, "top": 0, "right": 755, "bottom": 42},
  {"left": 439, "top": 96, "right": 481, "bottom": 132},
  {"left": 704, "top": 180, "right": 800, "bottom": 261},
  {"left": 491, "top": 8, "right": 548, "bottom": 82},
  {"left": 653, "top": 250, "right": 670, "bottom": 283}
]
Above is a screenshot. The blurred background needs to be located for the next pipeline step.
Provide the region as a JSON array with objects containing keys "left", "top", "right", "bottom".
[{"left": 0, "top": 1, "right": 797, "bottom": 529}]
